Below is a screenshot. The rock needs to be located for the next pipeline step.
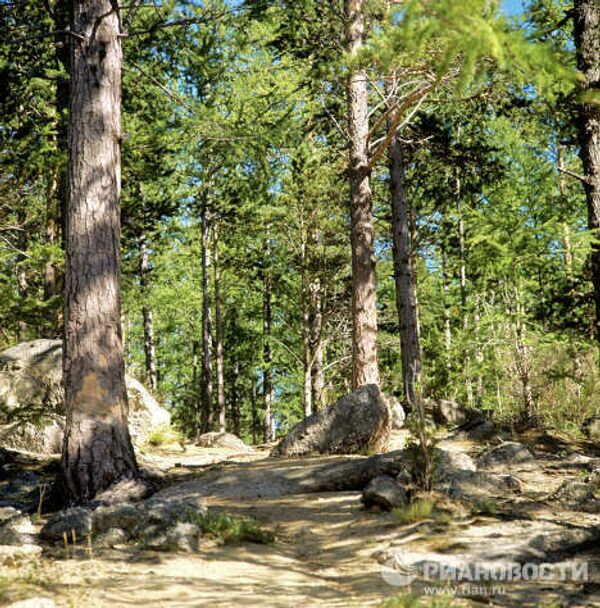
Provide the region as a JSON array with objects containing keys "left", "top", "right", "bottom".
[
  {"left": 477, "top": 442, "right": 535, "bottom": 469},
  {"left": 0, "top": 514, "right": 36, "bottom": 545},
  {"left": 94, "top": 527, "right": 128, "bottom": 548},
  {"left": 582, "top": 416, "right": 600, "bottom": 440},
  {"left": 142, "top": 494, "right": 207, "bottom": 524},
  {"left": 552, "top": 480, "right": 599, "bottom": 512},
  {"left": 432, "top": 400, "right": 484, "bottom": 428},
  {"left": 448, "top": 470, "right": 521, "bottom": 499},
  {"left": 0, "top": 471, "right": 41, "bottom": 510},
  {"left": 0, "top": 506, "right": 22, "bottom": 524},
  {"left": 7, "top": 598, "right": 57, "bottom": 608},
  {"left": 272, "top": 384, "right": 391, "bottom": 457},
  {"left": 388, "top": 397, "right": 406, "bottom": 430},
  {"left": 434, "top": 449, "right": 477, "bottom": 484},
  {"left": 196, "top": 432, "right": 254, "bottom": 452},
  {"left": 92, "top": 503, "right": 145, "bottom": 536},
  {"left": 455, "top": 419, "right": 498, "bottom": 442},
  {"left": 145, "top": 521, "right": 201, "bottom": 552},
  {"left": 361, "top": 475, "right": 408, "bottom": 511},
  {"left": 89, "top": 478, "right": 153, "bottom": 507},
  {"left": 40, "top": 506, "right": 92, "bottom": 541},
  {"left": 0, "top": 340, "right": 171, "bottom": 454}
]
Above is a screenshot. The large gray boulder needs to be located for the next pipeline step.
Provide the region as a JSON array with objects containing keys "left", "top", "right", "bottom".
[
  {"left": 0, "top": 340, "right": 171, "bottom": 454},
  {"left": 196, "top": 432, "right": 254, "bottom": 452},
  {"left": 272, "top": 384, "right": 391, "bottom": 457}
]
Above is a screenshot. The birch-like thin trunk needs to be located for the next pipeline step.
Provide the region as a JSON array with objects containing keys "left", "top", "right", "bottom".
[
  {"left": 346, "top": 0, "right": 379, "bottom": 389},
  {"left": 213, "top": 219, "right": 226, "bottom": 433},
  {"left": 263, "top": 239, "right": 274, "bottom": 441},
  {"left": 574, "top": 0, "right": 600, "bottom": 344},
  {"left": 139, "top": 231, "right": 157, "bottom": 391},
  {"left": 61, "top": 0, "right": 137, "bottom": 502},
  {"left": 310, "top": 277, "right": 325, "bottom": 410},
  {"left": 199, "top": 204, "right": 213, "bottom": 436}
]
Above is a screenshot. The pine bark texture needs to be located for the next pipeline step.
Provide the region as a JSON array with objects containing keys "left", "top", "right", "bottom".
[
  {"left": 389, "top": 132, "right": 422, "bottom": 405},
  {"left": 573, "top": 0, "right": 600, "bottom": 342},
  {"left": 346, "top": 0, "right": 379, "bottom": 389},
  {"left": 61, "top": 0, "right": 137, "bottom": 503}
]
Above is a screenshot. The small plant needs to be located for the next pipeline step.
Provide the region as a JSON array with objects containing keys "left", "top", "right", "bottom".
[
  {"left": 145, "top": 425, "right": 183, "bottom": 448},
  {"left": 393, "top": 499, "right": 434, "bottom": 525},
  {"left": 470, "top": 498, "right": 499, "bottom": 517},
  {"left": 185, "top": 512, "right": 275, "bottom": 544}
]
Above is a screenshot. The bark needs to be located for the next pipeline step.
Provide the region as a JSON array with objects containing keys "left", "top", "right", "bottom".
[
  {"left": 61, "top": 0, "right": 138, "bottom": 503},
  {"left": 301, "top": 241, "right": 313, "bottom": 418},
  {"left": 573, "top": 0, "right": 600, "bottom": 343},
  {"left": 388, "top": 131, "right": 422, "bottom": 405},
  {"left": 346, "top": 0, "right": 379, "bottom": 389},
  {"left": 213, "top": 220, "right": 226, "bottom": 433},
  {"left": 557, "top": 147, "right": 574, "bottom": 281},
  {"left": 231, "top": 357, "right": 240, "bottom": 437},
  {"left": 199, "top": 204, "right": 213, "bottom": 436},
  {"left": 139, "top": 231, "right": 157, "bottom": 391},
  {"left": 310, "top": 277, "right": 325, "bottom": 410},
  {"left": 263, "top": 239, "right": 275, "bottom": 442},
  {"left": 251, "top": 380, "right": 259, "bottom": 445}
]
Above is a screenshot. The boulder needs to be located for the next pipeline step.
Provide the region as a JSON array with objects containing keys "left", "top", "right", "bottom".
[
  {"left": 144, "top": 521, "right": 201, "bottom": 552},
  {"left": 0, "top": 340, "right": 171, "bottom": 454},
  {"left": 434, "top": 449, "right": 477, "bottom": 484},
  {"left": 94, "top": 527, "right": 128, "bottom": 548},
  {"left": 272, "top": 384, "right": 391, "bottom": 457},
  {"left": 92, "top": 503, "right": 146, "bottom": 536},
  {"left": 477, "top": 442, "right": 535, "bottom": 469},
  {"left": 432, "top": 399, "right": 484, "bottom": 428},
  {"left": 196, "top": 432, "right": 254, "bottom": 453},
  {"left": 448, "top": 470, "right": 522, "bottom": 499},
  {"left": 361, "top": 475, "right": 408, "bottom": 511},
  {"left": 387, "top": 397, "right": 406, "bottom": 430},
  {"left": 0, "top": 513, "right": 36, "bottom": 546},
  {"left": 40, "top": 506, "right": 92, "bottom": 541}
]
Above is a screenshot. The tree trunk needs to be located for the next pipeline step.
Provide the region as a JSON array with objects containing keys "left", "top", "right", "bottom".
[
  {"left": 573, "top": 0, "right": 600, "bottom": 344},
  {"left": 199, "top": 204, "right": 213, "bottom": 436},
  {"left": 139, "top": 231, "right": 157, "bottom": 391},
  {"left": 346, "top": 0, "right": 379, "bottom": 389},
  {"left": 301, "top": 250, "right": 313, "bottom": 418},
  {"left": 231, "top": 357, "right": 240, "bottom": 436},
  {"left": 213, "top": 219, "right": 226, "bottom": 433},
  {"left": 388, "top": 131, "right": 422, "bottom": 405},
  {"left": 263, "top": 238, "right": 275, "bottom": 442},
  {"left": 310, "top": 277, "right": 325, "bottom": 410},
  {"left": 61, "top": 0, "right": 137, "bottom": 503},
  {"left": 251, "top": 380, "right": 259, "bottom": 445}
]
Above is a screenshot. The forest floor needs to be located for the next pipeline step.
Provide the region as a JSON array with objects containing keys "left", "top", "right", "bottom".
[{"left": 1, "top": 430, "right": 600, "bottom": 607}]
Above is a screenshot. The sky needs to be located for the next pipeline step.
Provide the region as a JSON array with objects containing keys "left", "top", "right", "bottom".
[{"left": 502, "top": 0, "right": 524, "bottom": 16}]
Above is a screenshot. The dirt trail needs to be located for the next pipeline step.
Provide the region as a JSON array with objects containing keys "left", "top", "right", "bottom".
[{"left": 2, "top": 431, "right": 600, "bottom": 607}]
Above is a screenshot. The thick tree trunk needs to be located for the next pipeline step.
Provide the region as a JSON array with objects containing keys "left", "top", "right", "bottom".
[
  {"left": 263, "top": 239, "right": 275, "bottom": 442},
  {"left": 213, "top": 220, "right": 226, "bottom": 433},
  {"left": 389, "top": 132, "right": 422, "bottom": 405},
  {"left": 61, "top": 0, "right": 137, "bottom": 503},
  {"left": 199, "top": 204, "right": 213, "bottom": 436},
  {"left": 346, "top": 0, "right": 379, "bottom": 389},
  {"left": 139, "top": 231, "right": 157, "bottom": 391},
  {"left": 573, "top": 0, "right": 600, "bottom": 343}
]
